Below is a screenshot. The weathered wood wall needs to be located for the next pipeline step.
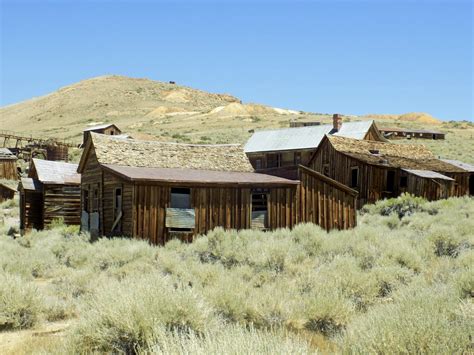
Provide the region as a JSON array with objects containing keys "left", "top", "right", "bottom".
[
  {"left": 130, "top": 183, "right": 298, "bottom": 245},
  {"left": 102, "top": 171, "right": 133, "bottom": 236},
  {"left": 80, "top": 147, "right": 103, "bottom": 235},
  {"left": 20, "top": 190, "right": 43, "bottom": 231},
  {"left": 43, "top": 184, "right": 81, "bottom": 226},
  {"left": 298, "top": 166, "right": 357, "bottom": 230},
  {"left": 0, "top": 160, "right": 17, "bottom": 180}
]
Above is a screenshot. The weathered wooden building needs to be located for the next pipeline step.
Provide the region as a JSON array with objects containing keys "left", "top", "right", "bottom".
[
  {"left": 83, "top": 124, "right": 122, "bottom": 146},
  {"left": 441, "top": 159, "right": 474, "bottom": 196},
  {"left": 0, "top": 148, "right": 18, "bottom": 180},
  {"left": 245, "top": 114, "right": 387, "bottom": 179},
  {"left": 0, "top": 180, "right": 17, "bottom": 203},
  {"left": 78, "top": 133, "right": 358, "bottom": 244},
  {"left": 378, "top": 127, "right": 446, "bottom": 140},
  {"left": 308, "top": 135, "right": 468, "bottom": 207},
  {"left": 19, "top": 159, "right": 81, "bottom": 232}
]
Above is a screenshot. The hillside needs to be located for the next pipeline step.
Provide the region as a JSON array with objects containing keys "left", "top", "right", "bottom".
[{"left": 1, "top": 75, "right": 473, "bottom": 163}]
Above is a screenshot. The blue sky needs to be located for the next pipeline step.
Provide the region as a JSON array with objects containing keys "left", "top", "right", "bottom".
[{"left": 1, "top": 0, "right": 472, "bottom": 121}]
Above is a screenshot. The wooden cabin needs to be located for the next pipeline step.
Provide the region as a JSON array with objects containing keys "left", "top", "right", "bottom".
[
  {"left": 78, "top": 133, "right": 358, "bottom": 244},
  {"left": 308, "top": 135, "right": 468, "bottom": 207},
  {"left": 441, "top": 159, "right": 474, "bottom": 196},
  {"left": 83, "top": 124, "right": 122, "bottom": 146},
  {"left": 19, "top": 159, "right": 81, "bottom": 233},
  {"left": 0, "top": 148, "right": 18, "bottom": 180},
  {"left": 245, "top": 114, "right": 387, "bottom": 179},
  {"left": 378, "top": 127, "right": 446, "bottom": 140},
  {"left": 0, "top": 180, "right": 17, "bottom": 203}
]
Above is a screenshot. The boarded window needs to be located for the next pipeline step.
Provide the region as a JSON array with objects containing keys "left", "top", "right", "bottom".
[
  {"left": 400, "top": 176, "right": 408, "bottom": 188},
  {"left": 170, "top": 188, "right": 191, "bottom": 209},
  {"left": 251, "top": 189, "right": 268, "bottom": 229},
  {"left": 387, "top": 171, "right": 396, "bottom": 192},
  {"left": 350, "top": 167, "right": 359, "bottom": 188}
]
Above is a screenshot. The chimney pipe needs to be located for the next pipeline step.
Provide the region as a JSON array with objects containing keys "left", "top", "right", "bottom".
[{"left": 333, "top": 113, "right": 342, "bottom": 131}]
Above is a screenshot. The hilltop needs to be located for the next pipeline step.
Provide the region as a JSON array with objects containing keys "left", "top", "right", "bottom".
[{"left": 0, "top": 75, "right": 448, "bottom": 144}]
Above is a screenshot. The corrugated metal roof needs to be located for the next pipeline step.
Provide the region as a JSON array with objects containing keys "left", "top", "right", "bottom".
[
  {"left": 402, "top": 169, "right": 454, "bottom": 181},
  {"left": 0, "top": 148, "right": 17, "bottom": 160},
  {"left": 244, "top": 121, "right": 375, "bottom": 153},
  {"left": 103, "top": 164, "right": 299, "bottom": 186},
  {"left": 440, "top": 159, "right": 474, "bottom": 173},
  {"left": 20, "top": 177, "right": 42, "bottom": 191},
  {"left": 83, "top": 123, "right": 119, "bottom": 132},
  {"left": 32, "top": 159, "right": 80, "bottom": 185}
]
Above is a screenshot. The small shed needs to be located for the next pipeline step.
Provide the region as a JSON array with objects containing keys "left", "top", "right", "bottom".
[
  {"left": 19, "top": 159, "right": 81, "bottom": 233},
  {"left": 82, "top": 124, "right": 122, "bottom": 146},
  {"left": 308, "top": 135, "right": 468, "bottom": 207},
  {"left": 0, "top": 148, "right": 18, "bottom": 180},
  {"left": 0, "top": 179, "right": 18, "bottom": 203}
]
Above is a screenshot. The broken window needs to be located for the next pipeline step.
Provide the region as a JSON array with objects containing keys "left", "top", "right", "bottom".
[
  {"left": 266, "top": 153, "right": 281, "bottom": 169},
  {"left": 251, "top": 189, "right": 269, "bottom": 229},
  {"left": 83, "top": 189, "right": 89, "bottom": 213},
  {"left": 400, "top": 176, "right": 408, "bottom": 188},
  {"left": 387, "top": 170, "right": 396, "bottom": 192},
  {"left": 112, "top": 187, "right": 123, "bottom": 233},
  {"left": 350, "top": 167, "right": 359, "bottom": 188},
  {"left": 170, "top": 188, "right": 191, "bottom": 209}
]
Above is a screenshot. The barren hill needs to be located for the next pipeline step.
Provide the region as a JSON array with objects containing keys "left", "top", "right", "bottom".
[
  {"left": 0, "top": 75, "right": 453, "bottom": 147},
  {"left": 0, "top": 75, "right": 315, "bottom": 143}
]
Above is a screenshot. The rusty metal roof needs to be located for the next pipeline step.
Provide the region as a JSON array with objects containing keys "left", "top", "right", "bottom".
[
  {"left": 103, "top": 164, "right": 299, "bottom": 186},
  {"left": 31, "top": 159, "right": 80, "bottom": 185}
]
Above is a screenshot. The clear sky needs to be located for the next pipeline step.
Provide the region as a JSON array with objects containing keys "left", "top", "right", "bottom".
[{"left": 1, "top": 0, "right": 472, "bottom": 121}]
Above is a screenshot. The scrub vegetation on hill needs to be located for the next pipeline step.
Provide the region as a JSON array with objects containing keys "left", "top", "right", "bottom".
[{"left": 0, "top": 195, "right": 473, "bottom": 354}]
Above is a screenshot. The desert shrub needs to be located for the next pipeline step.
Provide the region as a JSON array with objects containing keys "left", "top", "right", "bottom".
[
  {"left": 69, "top": 274, "right": 217, "bottom": 354},
  {"left": 362, "top": 193, "right": 436, "bottom": 219},
  {"left": 341, "top": 281, "right": 472, "bottom": 354},
  {"left": 452, "top": 267, "right": 474, "bottom": 298},
  {"left": 0, "top": 273, "right": 43, "bottom": 330},
  {"left": 428, "top": 227, "right": 472, "bottom": 258},
  {"left": 143, "top": 324, "right": 314, "bottom": 354}
]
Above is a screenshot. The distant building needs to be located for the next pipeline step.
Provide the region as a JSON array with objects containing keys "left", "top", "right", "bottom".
[
  {"left": 289, "top": 121, "right": 321, "bottom": 128},
  {"left": 0, "top": 180, "right": 17, "bottom": 203},
  {"left": 378, "top": 127, "right": 446, "bottom": 140},
  {"left": 441, "top": 159, "right": 474, "bottom": 196},
  {"left": 19, "top": 159, "right": 81, "bottom": 233},
  {"left": 245, "top": 114, "right": 387, "bottom": 179},
  {"left": 83, "top": 124, "right": 122, "bottom": 146},
  {"left": 0, "top": 148, "right": 18, "bottom": 180}
]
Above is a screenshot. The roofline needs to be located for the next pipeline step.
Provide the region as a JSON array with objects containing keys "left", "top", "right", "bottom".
[
  {"left": 298, "top": 165, "right": 359, "bottom": 196},
  {"left": 102, "top": 165, "right": 300, "bottom": 187},
  {"left": 246, "top": 147, "right": 318, "bottom": 154},
  {"left": 83, "top": 123, "right": 120, "bottom": 132}
]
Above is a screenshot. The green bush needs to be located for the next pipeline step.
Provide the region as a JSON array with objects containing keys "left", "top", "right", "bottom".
[{"left": 0, "top": 273, "right": 43, "bottom": 330}]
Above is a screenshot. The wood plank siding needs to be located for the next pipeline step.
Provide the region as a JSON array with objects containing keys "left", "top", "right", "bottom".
[
  {"left": 43, "top": 184, "right": 81, "bottom": 226},
  {"left": 0, "top": 160, "right": 17, "bottom": 180},
  {"left": 298, "top": 166, "right": 357, "bottom": 230},
  {"left": 20, "top": 190, "right": 43, "bottom": 231}
]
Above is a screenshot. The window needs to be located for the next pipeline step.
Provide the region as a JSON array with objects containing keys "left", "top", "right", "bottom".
[
  {"left": 114, "top": 188, "right": 122, "bottom": 210},
  {"left": 170, "top": 188, "right": 191, "bottom": 209},
  {"left": 400, "top": 176, "right": 408, "bottom": 188},
  {"left": 112, "top": 187, "right": 123, "bottom": 233},
  {"left": 110, "top": 131, "right": 114, "bottom": 135},
  {"left": 255, "top": 158, "right": 262, "bottom": 170},
  {"left": 350, "top": 167, "right": 359, "bottom": 188},
  {"left": 387, "top": 171, "right": 396, "bottom": 192},
  {"left": 92, "top": 187, "right": 99, "bottom": 212},
  {"left": 266, "top": 153, "right": 281, "bottom": 169},
  {"left": 83, "top": 189, "right": 89, "bottom": 213},
  {"left": 294, "top": 152, "right": 302, "bottom": 165}
]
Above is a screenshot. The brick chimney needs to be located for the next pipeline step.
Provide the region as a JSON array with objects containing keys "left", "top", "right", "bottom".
[{"left": 333, "top": 113, "right": 342, "bottom": 131}]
